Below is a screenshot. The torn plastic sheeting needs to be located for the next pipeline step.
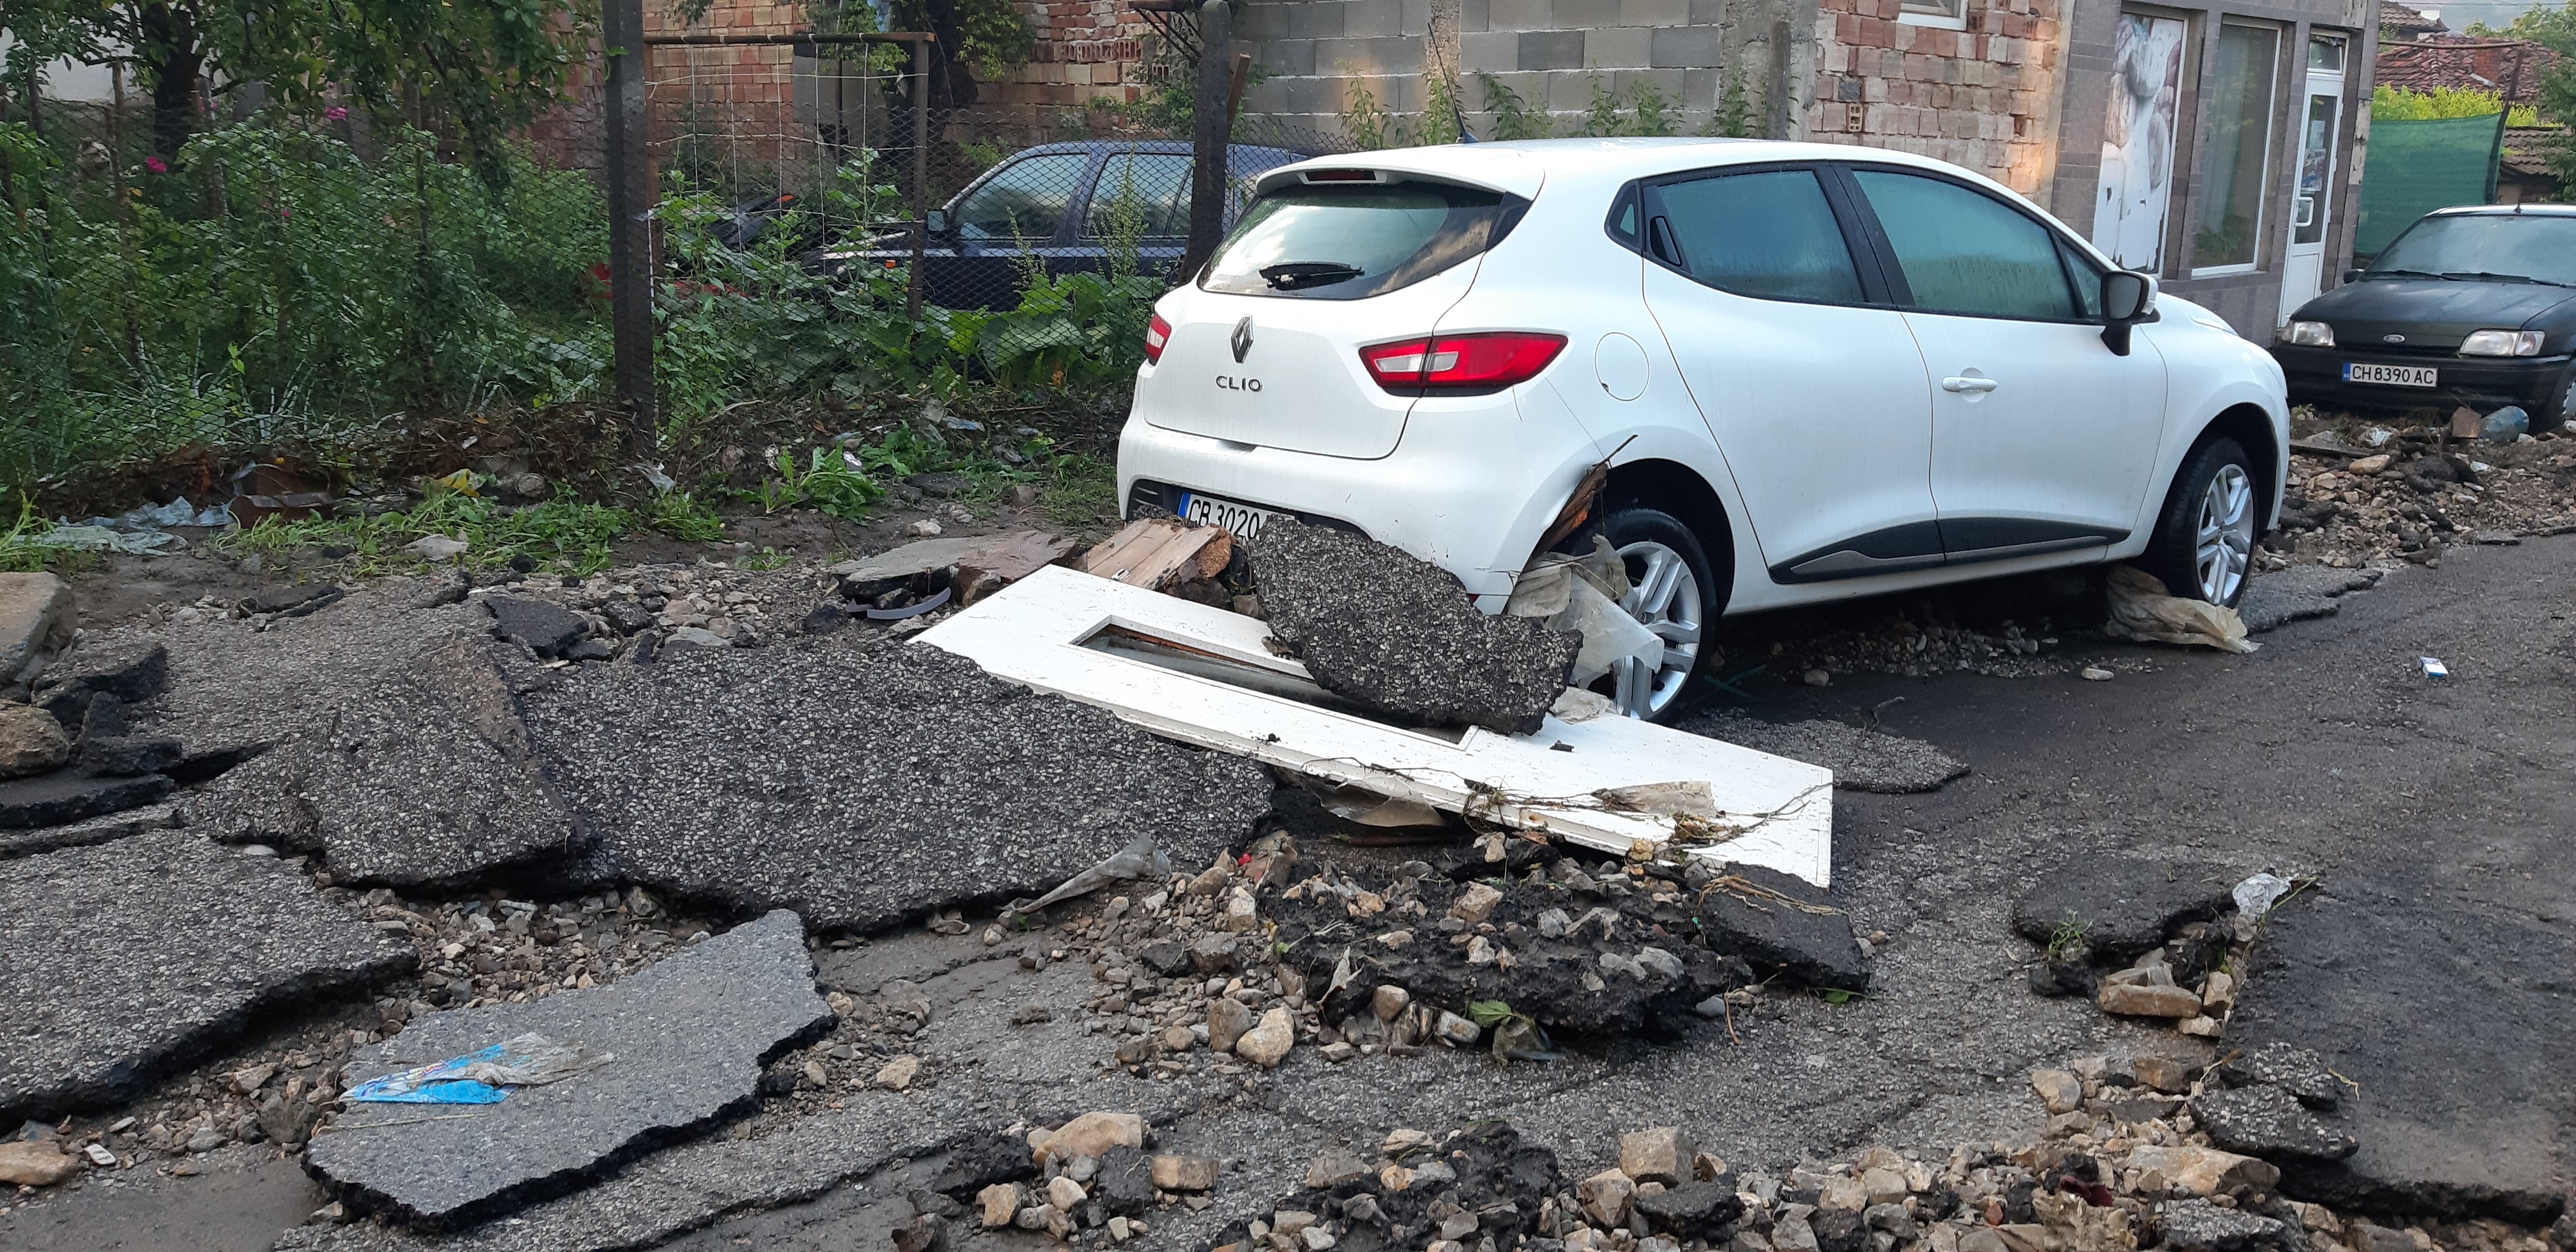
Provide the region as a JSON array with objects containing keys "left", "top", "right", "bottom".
[
  {"left": 1304, "top": 776, "right": 1449, "bottom": 828},
  {"left": 1508, "top": 537, "right": 1657, "bottom": 685},
  {"left": 30, "top": 525, "right": 186, "bottom": 555},
  {"left": 1005, "top": 833, "right": 1171, "bottom": 919},
  {"left": 2103, "top": 565, "right": 2257, "bottom": 654},
  {"left": 344, "top": 1032, "right": 612, "bottom": 1105},
  {"left": 2233, "top": 872, "right": 2294, "bottom": 917}
]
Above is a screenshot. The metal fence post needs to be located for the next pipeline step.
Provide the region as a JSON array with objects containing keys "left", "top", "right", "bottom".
[
  {"left": 605, "top": 0, "right": 655, "bottom": 431},
  {"left": 908, "top": 35, "right": 930, "bottom": 321},
  {"left": 1179, "top": 0, "right": 1233, "bottom": 280}
]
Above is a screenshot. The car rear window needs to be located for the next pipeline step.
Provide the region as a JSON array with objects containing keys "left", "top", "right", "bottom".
[
  {"left": 2372, "top": 214, "right": 2576, "bottom": 287},
  {"left": 1200, "top": 181, "right": 1523, "bottom": 299}
]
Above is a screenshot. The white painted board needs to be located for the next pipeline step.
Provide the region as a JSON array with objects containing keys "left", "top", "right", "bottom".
[{"left": 915, "top": 565, "right": 1835, "bottom": 886}]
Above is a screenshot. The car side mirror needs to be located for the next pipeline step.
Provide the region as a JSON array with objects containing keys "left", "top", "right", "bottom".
[
  {"left": 2340, "top": 267, "right": 2362, "bottom": 284},
  {"left": 2100, "top": 269, "right": 2156, "bottom": 356},
  {"left": 924, "top": 208, "right": 951, "bottom": 235}
]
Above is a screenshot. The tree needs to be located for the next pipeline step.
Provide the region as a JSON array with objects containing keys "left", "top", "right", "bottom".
[
  {"left": 2473, "top": 0, "right": 2576, "bottom": 184},
  {"left": 0, "top": 0, "right": 599, "bottom": 181}
]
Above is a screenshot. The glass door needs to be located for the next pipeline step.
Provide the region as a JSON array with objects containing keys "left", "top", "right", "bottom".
[{"left": 2277, "top": 36, "right": 2347, "bottom": 324}]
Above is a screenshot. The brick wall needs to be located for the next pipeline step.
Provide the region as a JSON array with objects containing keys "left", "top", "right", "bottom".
[{"left": 1805, "top": 0, "right": 2063, "bottom": 196}]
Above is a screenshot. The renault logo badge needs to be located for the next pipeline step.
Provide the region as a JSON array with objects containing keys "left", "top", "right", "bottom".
[{"left": 1231, "top": 317, "right": 1255, "bottom": 363}]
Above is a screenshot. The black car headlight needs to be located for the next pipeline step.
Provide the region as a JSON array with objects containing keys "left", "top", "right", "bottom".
[
  {"left": 2285, "top": 321, "right": 2334, "bottom": 348},
  {"left": 2459, "top": 329, "right": 2545, "bottom": 357}
]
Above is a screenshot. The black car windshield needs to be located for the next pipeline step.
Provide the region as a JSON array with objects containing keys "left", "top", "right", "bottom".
[
  {"left": 1201, "top": 182, "right": 1520, "bottom": 299},
  {"left": 2370, "top": 214, "right": 2576, "bottom": 286}
]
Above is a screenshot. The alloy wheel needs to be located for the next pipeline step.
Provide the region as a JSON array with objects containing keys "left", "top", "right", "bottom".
[
  {"left": 2194, "top": 463, "right": 2255, "bottom": 605},
  {"left": 1613, "top": 540, "right": 1704, "bottom": 719}
]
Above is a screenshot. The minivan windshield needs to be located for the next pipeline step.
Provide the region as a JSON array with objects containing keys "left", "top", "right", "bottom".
[
  {"left": 2369, "top": 214, "right": 2576, "bottom": 286},
  {"left": 1201, "top": 181, "right": 1520, "bottom": 299}
]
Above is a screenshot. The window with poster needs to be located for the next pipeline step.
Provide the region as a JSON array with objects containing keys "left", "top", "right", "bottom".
[{"left": 2091, "top": 11, "right": 2189, "bottom": 274}]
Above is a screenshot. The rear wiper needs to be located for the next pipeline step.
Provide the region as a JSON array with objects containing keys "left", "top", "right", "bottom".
[
  {"left": 2441, "top": 270, "right": 2567, "bottom": 286},
  {"left": 1261, "top": 262, "right": 1363, "bottom": 290}
]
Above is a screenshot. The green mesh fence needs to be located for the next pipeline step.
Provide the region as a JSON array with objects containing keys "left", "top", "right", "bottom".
[{"left": 2354, "top": 111, "right": 2508, "bottom": 259}]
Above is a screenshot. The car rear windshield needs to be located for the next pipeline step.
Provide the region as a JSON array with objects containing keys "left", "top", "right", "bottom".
[
  {"left": 2371, "top": 214, "right": 2576, "bottom": 287},
  {"left": 1200, "top": 181, "right": 1523, "bottom": 299}
]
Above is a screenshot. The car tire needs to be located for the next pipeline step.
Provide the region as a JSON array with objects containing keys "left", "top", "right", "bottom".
[
  {"left": 2536, "top": 365, "right": 2576, "bottom": 435},
  {"left": 1596, "top": 506, "right": 1723, "bottom": 722},
  {"left": 2142, "top": 435, "right": 2259, "bottom": 608}
]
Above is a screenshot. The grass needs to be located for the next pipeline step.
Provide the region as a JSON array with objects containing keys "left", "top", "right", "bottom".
[
  {"left": 214, "top": 493, "right": 665, "bottom": 578},
  {"left": 2045, "top": 914, "right": 2090, "bottom": 962}
]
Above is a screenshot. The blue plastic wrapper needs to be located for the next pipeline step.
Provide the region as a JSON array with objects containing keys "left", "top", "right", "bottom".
[{"left": 344, "top": 1033, "right": 610, "bottom": 1105}]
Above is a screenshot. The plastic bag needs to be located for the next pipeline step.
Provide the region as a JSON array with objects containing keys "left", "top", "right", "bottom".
[
  {"left": 1509, "top": 537, "right": 1657, "bottom": 684},
  {"left": 2102, "top": 565, "right": 2257, "bottom": 654},
  {"left": 345, "top": 1032, "right": 613, "bottom": 1105}
]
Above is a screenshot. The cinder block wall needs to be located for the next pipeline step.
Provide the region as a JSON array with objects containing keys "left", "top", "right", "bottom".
[{"left": 1235, "top": 0, "right": 1818, "bottom": 141}]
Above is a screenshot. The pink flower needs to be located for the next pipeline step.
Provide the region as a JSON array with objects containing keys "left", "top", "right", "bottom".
[
  {"left": 144, "top": 156, "right": 166, "bottom": 174},
  {"left": 324, "top": 105, "right": 348, "bottom": 121}
]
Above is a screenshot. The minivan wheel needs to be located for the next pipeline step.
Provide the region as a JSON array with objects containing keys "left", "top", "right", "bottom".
[
  {"left": 2144, "top": 436, "right": 2258, "bottom": 608},
  {"left": 1597, "top": 507, "right": 1720, "bottom": 722}
]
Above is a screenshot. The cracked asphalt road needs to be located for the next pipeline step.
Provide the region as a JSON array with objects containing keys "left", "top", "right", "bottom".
[{"left": 5, "top": 539, "right": 2567, "bottom": 1249}]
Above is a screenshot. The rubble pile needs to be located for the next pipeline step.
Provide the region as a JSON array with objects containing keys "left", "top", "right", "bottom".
[
  {"left": 2012, "top": 859, "right": 2259, "bottom": 1039},
  {"left": 968, "top": 1110, "right": 1228, "bottom": 1244},
  {"left": 2268, "top": 428, "right": 2576, "bottom": 570},
  {"left": 1221, "top": 1121, "right": 1572, "bottom": 1252}
]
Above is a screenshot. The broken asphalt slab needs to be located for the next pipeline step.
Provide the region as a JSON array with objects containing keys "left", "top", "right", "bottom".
[
  {"left": 1682, "top": 711, "right": 1969, "bottom": 793},
  {"left": 191, "top": 636, "right": 585, "bottom": 890},
  {"left": 2223, "top": 880, "right": 2570, "bottom": 1222},
  {"left": 2236, "top": 566, "right": 2383, "bottom": 634},
  {"left": 2009, "top": 856, "right": 2239, "bottom": 963},
  {"left": 0, "top": 799, "right": 180, "bottom": 860},
  {"left": 0, "top": 770, "right": 174, "bottom": 829},
  {"left": 522, "top": 637, "right": 1273, "bottom": 932},
  {"left": 0, "top": 830, "right": 415, "bottom": 1126},
  {"left": 31, "top": 638, "right": 169, "bottom": 725},
  {"left": 306, "top": 909, "right": 831, "bottom": 1230},
  {"left": 1251, "top": 517, "right": 1579, "bottom": 736}
]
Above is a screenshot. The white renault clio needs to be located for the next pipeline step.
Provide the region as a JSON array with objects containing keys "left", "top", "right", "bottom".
[{"left": 1117, "top": 138, "right": 2289, "bottom": 720}]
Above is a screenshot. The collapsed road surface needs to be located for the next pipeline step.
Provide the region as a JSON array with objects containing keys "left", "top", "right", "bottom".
[{"left": 0, "top": 534, "right": 2567, "bottom": 1252}]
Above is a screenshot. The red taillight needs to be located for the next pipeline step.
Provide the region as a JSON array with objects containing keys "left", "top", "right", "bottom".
[
  {"left": 1359, "top": 332, "right": 1568, "bottom": 393},
  {"left": 1143, "top": 313, "right": 1172, "bottom": 365}
]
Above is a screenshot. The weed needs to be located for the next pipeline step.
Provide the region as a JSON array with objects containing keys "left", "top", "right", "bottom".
[
  {"left": 1477, "top": 74, "right": 1554, "bottom": 140},
  {"left": 214, "top": 494, "right": 636, "bottom": 577},
  {"left": 736, "top": 545, "right": 793, "bottom": 571},
  {"left": 2045, "top": 913, "right": 2090, "bottom": 962}
]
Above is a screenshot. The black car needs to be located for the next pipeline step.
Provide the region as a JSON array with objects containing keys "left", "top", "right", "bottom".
[
  {"left": 2274, "top": 204, "right": 2576, "bottom": 430},
  {"left": 822, "top": 139, "right": 1316, "bottom": 310}
]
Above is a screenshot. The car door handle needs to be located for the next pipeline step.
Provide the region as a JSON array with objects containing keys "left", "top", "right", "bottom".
[{"left": 1941, "top": 376, "right": 2000, "bottom": 393}]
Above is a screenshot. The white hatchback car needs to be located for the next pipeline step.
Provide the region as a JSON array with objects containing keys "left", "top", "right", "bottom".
[{"left": 1117, "top": 138, "right": 2289, "bottom": 719}]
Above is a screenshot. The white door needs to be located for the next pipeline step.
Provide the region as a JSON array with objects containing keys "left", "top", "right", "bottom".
[
  {"left": 2278, "top": 38, "right": 2348, "bottom": 324},
  {"left": 1635, "top": 165, "right": 1942, "bottom": 583},
  {"left": 1842, "top": 167, "right": 2167, "bottom": 554}
]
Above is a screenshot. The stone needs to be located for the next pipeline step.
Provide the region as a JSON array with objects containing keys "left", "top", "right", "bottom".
[
  {"left": 1045, "top": 1175, "right": 1087, "bottom": 1210},
  {"left": 1811, "top": 1207, "right": 1871, "bottom": 1252},
  {"left": 0, "top": 799, "right": 181, "bottom": 861},
  {"left": 1431, "top": 1010, "right": 1481, "bottom": 1047},
  {"left": 875, "top": 1056, "right": 920, "bottom": 1090},
  {"left": 2189, "top": 1085, "right": 2360, "bottom": 1162},
  {"left": 1093, "top": 1145, "right": 1156, "bottom": 1215},
  {"left": 2347, "top": 1224, "right": 2420, "bottom": 1252},
  {"left": 259, "top": 1093, "right": 322, "bottom": 1148},
  {"left": 1863, "top": 1202, "right": 1919, "bottom": 1239},
  {"left": 1152, "top": 1154, "right": 1218, "bottom": 1191},
  {"left": 0, "top": 703, "right": 69, "bottom": 777},
  {"left": 1305, "top": 1146, "right": 1370, "bottom": 1189},
  {"left": 2011, "top": 858, "right": 2238, "bottom": 963},
  {"left": 306, "top": 911, "right": 829, "bottom": 1229},
  {"left": 1250, "top": 517, "right": 1579, "bottom": 736},
  {"left": 1682, "top": 712, "right": 1969, "bottom": 793},
  {"left": 484, "top": 597, "right": 588, "bottom": 659},
  {"left": 524, "top": 639, "right": 1272, "bottom": 932},
  {"left": 1187, "top": 933, "right": 1239, "bottom": 973},
  {"left": 1818, "top": 1175, "right": 1870, "bottom": 1211},
  {"left": 2214, "top": 1042, "right": 2342, "bottom": 1110},
  {"left": 1580, "top": 1167, "right": 1638, "bottom": 1226},
  {"left": 2133, "top": 1055, "right": 2201, "bottom": 1094},
  {"left": 1697, "top": 862, "right": 1870, "bottom": 990},
  {"left": 1450, "top": 882, "right": 1505, "bottom": 924},
  {"left": 191, "top": 636, "right": 585, "bottom": 890},
  {"left": 2124, "top": 1145, "right": 2280, "bottom": 1196},
  {"left": 1621, "top": 1126, "right": 1696, "bottom": 1185},
  {"left": 1034, "top": 1112, "right": 1145, "bottom": 1165},
  {"left": 979, "top": 1182, "right": 1026, "bottom": 1227},
  {"left": 75, "top": 735, "right": 182, "bottom": 777},
  {"left": 1635, "top": 1180, "right": 1745, "bottom": 1240},
  {"left": 1775, "top": 1215, "right": 1823, "bottom": 1252},
  {"left": 0, "top": 1139, "right": 78, "bottom": 1186},
  {"left": 1206, "top": 998, "right": 1253, "bottom": 1053},
  {"left": 2156, "top": 1199, "right": 2295, "bottom": 1252},
  {"left": 0, "top": 771, "right": 173, "bottom": 830},
  {"left": 2031, "top": 1070, "right": 2084, "bottom": 1114},
  {"left": 1372, "top": 984, "right": 1410, "bottom": 1021},
  {"left": 2098, "top": 982, "right": 2206, "bottom": 1018},
  {"left": 0, "top": 573, "right": 74, "bottom": 684},
  {"left": 0, "top": 831, "right": 413, "bottom": 1126},
  {"left": 1858, "top": 1167, "right": 1908, "bottom": 1206},
  {"left": 1235, "top": 1007, "right": 1294, "bottom": 1067}
]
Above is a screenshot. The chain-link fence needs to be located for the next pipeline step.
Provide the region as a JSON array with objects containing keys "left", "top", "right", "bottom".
[{"left": 0, "top": 32, "right": 1361, "bottom": 500}]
